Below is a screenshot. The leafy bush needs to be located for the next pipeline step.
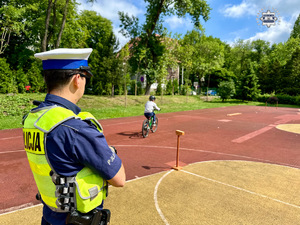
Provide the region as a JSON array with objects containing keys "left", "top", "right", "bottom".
[
  {"left": 156, "top": 81, "right": 162, "bottom": 95},
  {"left": 218, "top": 80, "right": 235, "bottom": 102},
  {"left": 165, "top": 79, "right": 179, "bottom": 95},
  {"left": 0, "top": 58, "right": 14, "bottom": 93},
  {"left": 16, "top": 68, "right": 29, "bottom": 93},
  {"left": 166, "top": 80, "right": 172, "bottom": 95},
  {"left": 257, "top": 94, "right": 300, "bottom": 105},
  {"left": 257, "top": 94, "right": 271, "bottom": 103},
  {"left": 277, "top": 94, "right": 297, "bottom": 105},
  {"left": 26, "top": 61, "right": 44, "bottom": 92},
  {"left": 296, "top": 96, "right": 300, "bottom": 105},
  {"left": 0, "top": 94, "right": 32, "bottom": 117},
  {"left": 173, "top": 79, "right": 179, "bottom": 94},
  {"left": 181, "top": 79, "right": 192, "bottom": 95},
  {"left": 280, "top": 87, "right": 300, "bottom": 96}
]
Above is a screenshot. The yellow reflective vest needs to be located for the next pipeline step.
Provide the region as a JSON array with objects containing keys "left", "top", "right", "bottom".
[{"left": 23, "top": 106, "right": 107, "bottom": 213}]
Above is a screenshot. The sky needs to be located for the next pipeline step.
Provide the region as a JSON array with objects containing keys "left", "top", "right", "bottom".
[{"left": 77, "top": 0, "right": 300, "bottom": 48}]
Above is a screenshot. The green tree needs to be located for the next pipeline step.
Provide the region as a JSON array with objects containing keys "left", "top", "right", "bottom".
[
  {"left": 78, "top": 10, "right": 120, "bottom": 95},
  {"left": 209, "top": 68, "right": 236, "bottom": 88},
  {"left": 1, "top": 0, "right": 42, "bottom": 69},
  {"left": 173, "top": 78, "right": 179, "bottom": 95},
  {"left": 15, "top": 68, "right": 29, "bottom": 93},
  {"left": 236, "top": 61, "right": 260, "bottom": 101},
  {"left": 156, "top": 80, "right": 162, "bottom": 95},
  {"left": 0, "top": 58, "right": 13, "bottom": 93},
  {"left": 41, "top": 0, "right": 96, "bottom": 51},
  {"left": 268, "top": 58, "right": 281, "bottom": 94},
  {"left": 257, "top": 59, "right": 271, "bottom": 94},
  {"left": 250, "top": 39, "right": 271, "bottom": 63},
  {"left": 26, "top": 61, "right": 44, "bottom": 92},
  {"left": 270, "top": 38, "right": 300, "bottom": 66},
  {"left": 0, "top": 2, "right": 25, "bottom": 54},
  {"left": 119, "top": 0, "right": 211, "bottom": 94},
  {"left": 166, "top": 79, "right": 172, "bottom": 95},
  {"left": 229, "top": 39, "right": 252, "bottom": 77},
  {"left": 290, "top": 14, "right": 300, "bottom": 39},
  {"left": 281, "top": 47, "right": 300, "bottom": 95},
  {"left": 177, "top": 30, "right": 225, "bottom": 98},
  {"left": 218, "top": 79, "right": 235, "bottom": 102},
  {"left": 182, "top": 78, "right": 191, "bottom": 96}
]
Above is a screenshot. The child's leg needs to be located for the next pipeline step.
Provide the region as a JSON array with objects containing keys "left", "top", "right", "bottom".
[{"left": 144, "top": 112, "right": 153, "bottom": 119}]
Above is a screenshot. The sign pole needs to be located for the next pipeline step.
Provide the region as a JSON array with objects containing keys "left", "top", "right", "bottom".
[{"left": 172, "top": 130, "right": 185, "bottom": 171}]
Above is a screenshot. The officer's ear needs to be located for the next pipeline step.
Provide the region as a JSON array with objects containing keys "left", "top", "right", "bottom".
[{"left": 72, "top": 74, "right": 81, "bottom": 88}]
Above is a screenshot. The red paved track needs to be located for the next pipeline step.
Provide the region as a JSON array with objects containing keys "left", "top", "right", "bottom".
[{"left": 1, "top": 106, "right": 299, "bottom": 214}]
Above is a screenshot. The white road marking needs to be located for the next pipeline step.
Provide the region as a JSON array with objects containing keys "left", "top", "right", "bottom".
[
  {"left": 114, "top": 145, "right": 300, "bottom": 169},
  {"left": 0, "top": 150, "right": 24, "bottom": 154},
  {"left": 181, "top": 169, "right": 300, "bottom": 209},
  {"left": 0, "top": 136, "right": 22, "bottom": 141},
  {"left": 154, "top": 170, "right": 173, "bottom": 225}
]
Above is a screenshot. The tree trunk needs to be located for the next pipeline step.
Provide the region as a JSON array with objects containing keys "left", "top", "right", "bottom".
[
  {"left": 124, "top": 81, "right": 127, "bottom": 107},
  {"left": 56, "top": 0, "right": 69, "bottom": 48},
  {"left": 135, "top": 78, "right": 137, "bottom": 96},
  {"left": 186, "top": 86, "right": 188, "bottom": 103},
  {"left": 145, "top": 83, "right": 152, "bottom": 95},
  {"left": 146, "top": 0, "right": 165, "bottom": 39},
  {"left": 111, "top": 84, "right": 114, "bottom": 97},
  {"left": 0, "top": 28, "right": 11, "bottom": 54},
  {"left": 47, "top": 3, "right": 57, "bottom": 45},
  {"left": 42, "top": 0, "right": 54, "bottom": 51},
  {"left": 206, "top": 74, "right": 211, "bottom": 101}
]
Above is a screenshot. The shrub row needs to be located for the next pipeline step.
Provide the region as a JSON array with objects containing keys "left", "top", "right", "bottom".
[{"left": 257, "top": 94, "right": 300, "bottom": 106}]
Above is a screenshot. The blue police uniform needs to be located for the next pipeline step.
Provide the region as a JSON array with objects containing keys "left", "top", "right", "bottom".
[{"left": 38, "top": 94, "right": 122, "bottom": 225}]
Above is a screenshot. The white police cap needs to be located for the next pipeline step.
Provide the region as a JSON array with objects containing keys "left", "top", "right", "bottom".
[{"left": 34, "top": 48, "right": 93, "bottom": 77}]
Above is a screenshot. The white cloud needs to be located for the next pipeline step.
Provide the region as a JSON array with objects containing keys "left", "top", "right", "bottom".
[
  {"left": 165, "top": 16, "right": 193, "bottom": 31},
  {"left": 221, "top": 0, "right": 299, "bottom": 44},
  {"left": 223, "top": 1, "right": 257, "bottom": 18},
  {"left": 77, "top": 0, "right": 144, "bottom": 23},
  {"left": 77, "top": 0, "right": 145, "bottom": 50},
  {"left": 246, "top": 17, "right": 293, "bottom": 44},
  {"left": 222, "top": 0, "right": 300, "bottom": 18},
  {"left": 165, "top": 16, "right": 185, "bottom": 29}
]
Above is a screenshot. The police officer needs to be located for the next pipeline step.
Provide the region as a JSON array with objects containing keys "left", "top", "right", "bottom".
[{"left": 23, "top": 48, "right": 125, "bottom": 225}]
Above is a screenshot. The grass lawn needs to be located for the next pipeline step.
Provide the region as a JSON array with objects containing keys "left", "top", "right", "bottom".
[{"left": 0, "top": 93, "right": 295, "bottom": 130}]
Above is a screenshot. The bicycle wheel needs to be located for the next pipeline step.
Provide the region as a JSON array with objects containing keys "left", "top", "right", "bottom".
[
  {"left": 142, "top": 119, "right": 150, "bottom": 138},
  {"left": 151, "top": 117, "right": 158, "bottom": 133}
]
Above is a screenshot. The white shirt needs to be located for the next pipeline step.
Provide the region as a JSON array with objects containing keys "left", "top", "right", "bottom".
[{"left": 144, "top": 101, "right": 160, "bottom": 113}]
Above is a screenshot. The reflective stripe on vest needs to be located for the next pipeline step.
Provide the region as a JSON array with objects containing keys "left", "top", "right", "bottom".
[{"left": 23, "top": 106, "right": 106, "bottom": 213}]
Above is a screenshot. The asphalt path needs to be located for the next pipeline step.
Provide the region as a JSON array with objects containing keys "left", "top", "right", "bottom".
[{"left": 0, "top": 105, "right": 300, "bottom": 223}]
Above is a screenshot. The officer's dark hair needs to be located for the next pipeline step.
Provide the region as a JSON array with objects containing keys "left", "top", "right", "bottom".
[{"left": 43, "top": 69, "right": 82, "bottom": 93}]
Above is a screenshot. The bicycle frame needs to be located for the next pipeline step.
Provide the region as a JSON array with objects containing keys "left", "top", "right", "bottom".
[
  {"left": 148, "top": 116, "right": 153, "bottom": 127},
  {"left": 142, "top": 114, "right": 158, "bottom": 138}
]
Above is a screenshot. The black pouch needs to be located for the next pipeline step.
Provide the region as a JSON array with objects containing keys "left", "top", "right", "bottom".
[
  {"left": 66, "top": 209, "right": 111, "bottom": 225},
  {"left": 98, "top": 209, "right": 111, "bottom": 225},
  {"left": 66, "top": 210, "right": 93, "bottom": 225}
]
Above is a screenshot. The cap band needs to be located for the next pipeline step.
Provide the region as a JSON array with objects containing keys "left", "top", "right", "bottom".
[{"left": 42, "top": 59, "right": 88, "bottom": 70}]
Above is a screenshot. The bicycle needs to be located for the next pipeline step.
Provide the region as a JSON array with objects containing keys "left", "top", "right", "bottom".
[{"left": 142, "top": 114, "right": 158, "bottom": 138}]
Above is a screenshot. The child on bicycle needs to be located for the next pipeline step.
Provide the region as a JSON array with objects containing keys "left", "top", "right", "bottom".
[{"left": 144, "top": 95, "right": 160, "bottom": 124}]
